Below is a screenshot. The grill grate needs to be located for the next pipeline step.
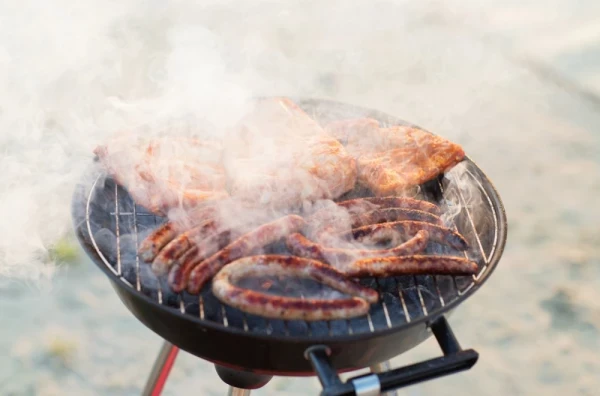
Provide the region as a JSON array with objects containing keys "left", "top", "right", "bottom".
[{"left": 84, "top": 158, "right": 499, "bottom": 339}]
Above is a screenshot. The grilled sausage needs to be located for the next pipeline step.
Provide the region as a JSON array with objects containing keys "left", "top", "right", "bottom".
[
  {"left": 286, "top": 230, "right": 429, "bottom": 268},
  {"left": 337, "top": 197, "right": 441, "bottom": 215},
  {"left": 351, "top": 208, "right": 442, "bottom": 228},
  {"left": 350, "top": 221, "right": 469, "bottom": 251},
  {"left": 212, "top": 255, "right": 379, "bottom": 320},
  {"left": 186, "top": 215, "right": 306, "bottom": 294},
  {"left": 343, "top": 255, "right": 478, "bottom": 277},
  {"left": 138, "top": 222, "right": 179, "bottom": 263},
  {"left": 138, "top": 205, "right": 218, "bottom": 262},
  {"left": 151, "top": 220, "right": 217, "bottom": 275},
  {"left": 167, "top": 230, "right": 235, "bottom": 293}
]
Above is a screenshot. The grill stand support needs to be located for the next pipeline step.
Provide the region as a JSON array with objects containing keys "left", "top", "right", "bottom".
[
  {"left": 369, "top": 362, "right": 398, "bottom": 396},
  {"left": 306, "top": 316, "right": 479, "bottom": 396},
  {"left": 141, "top": 317, "right": 477, "bottom": 396},
  {"left": 141, "top": 341, "right": 271, "bottom": 396},
  {"left": 227, "top": 389, "right": 251, "bottom": 396},
  {"left": 142, "top": 341, "right": 179, "bottom": 396}
]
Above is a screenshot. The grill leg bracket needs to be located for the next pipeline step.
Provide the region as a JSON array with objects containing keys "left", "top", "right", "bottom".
[{"left": 305, "top": 316, "right": 479, "bottom": 396}]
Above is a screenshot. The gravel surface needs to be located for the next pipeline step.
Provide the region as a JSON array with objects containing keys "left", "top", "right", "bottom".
[{"left": 1, "top": 1, "right": 599, "bottom": 395}]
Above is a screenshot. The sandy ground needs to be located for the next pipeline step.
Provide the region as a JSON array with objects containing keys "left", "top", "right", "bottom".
[{"left": 1, "top": 1, "right": 599, "bottom": 395}]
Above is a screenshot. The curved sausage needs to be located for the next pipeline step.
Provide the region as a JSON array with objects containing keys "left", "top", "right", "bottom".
[
  {"left": 138, "top": 222, "right": 179, "bottom": 263},
  {"left": 167, "top": 229, "right": 235, "bottom": 293},
  {"left": 212, "top": 255, "right": 379, "bottom": 320},
  {"left": 286, "top": 230, "right": 429, "bottom": 268},
  {"left": 336, "top": 197, "right": 441, "bottom": 215},
  {"left": 138, "top": 205, "right": 218, "bottom": 262},
  {"left": 351, "top": 208, "right": 442, "bottom": 228},
  {"left": 186, "top": 215, "right": 306, "bottom": 294},
  {"left": 151, "top": 220, "right": 217, "bottom": 275},
  {"left": 350, "top": 221, "right": 469, "bottom": 251}
]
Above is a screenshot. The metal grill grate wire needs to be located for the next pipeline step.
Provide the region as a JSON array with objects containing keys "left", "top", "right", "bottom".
[{"left": 90, "top": 163, "right": 498, "bottom": 338}]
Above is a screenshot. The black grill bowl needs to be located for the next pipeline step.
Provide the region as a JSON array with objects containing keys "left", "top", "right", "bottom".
[{"left": 72, "top": 98, "right": 507, "bottom": 375}]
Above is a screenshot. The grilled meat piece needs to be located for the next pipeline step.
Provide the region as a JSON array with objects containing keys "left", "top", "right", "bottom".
[
  {"left": 138, "top": 205, "right": 219, "bottom": 263},
  {"left": 138, "top": 222, "right": 179, "bottom": 263},
  {"left": 336, "top": 196, "right": 441, "bottom": 216},
  {"left": 286, "top": 230, "right": 430, "bottom": 268},
  {"left": 325, "top": 119, "right": 465, "bottom": 196},
  {"left": 151, "top": 220, "right": 218, "bottom": 275},
  {"left": 95, "top": 136, "right": 228, "bottom": 215},
  {"left": 224, "top": 98, "right": 357, "bottom": 208},
  {"left": 351, "top": 208, "right": 442, "bottom": 228},
  {"left": 212, "top": 255, "right": 379, "bottom": 320},
  {"left": 168, "top": 230, "right": 236, "bottom": 293},
  {"left": 350, "top": 221, "right": 469, "bottom": 251},
  {"left": 187, "top": 215, "right": 306, "bottom": 294},
  {"left": 343, "top": 255, "right": 478, "bottom": 277}
]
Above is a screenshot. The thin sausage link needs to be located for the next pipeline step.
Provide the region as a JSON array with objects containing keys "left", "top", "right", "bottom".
[
  {"left": 186, "top": 215, "right": 306, "bottom": 294},
  {"left": 286, "top": 230, "right": 429, "bottom": 268},
  {"left": 212, "top": 255, "right": 378, "bottom": 320},
  {"left": 336, "top": 197, "right": 441, "bottom": 215},
  {"left": 351, "top": 221, "right": 468, "bottom": 251},
  {"left": 344, "top": 255, "right": 478, "bottom": 277}
]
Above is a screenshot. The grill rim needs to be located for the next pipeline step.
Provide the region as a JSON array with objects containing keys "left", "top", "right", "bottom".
[{"left": 73, "top": 98, "right": 508, "bottom": 345}]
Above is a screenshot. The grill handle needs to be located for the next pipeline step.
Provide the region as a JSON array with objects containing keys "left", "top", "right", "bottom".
[{"left": 306, "top": 316, "right": 479, "bottom": 396}]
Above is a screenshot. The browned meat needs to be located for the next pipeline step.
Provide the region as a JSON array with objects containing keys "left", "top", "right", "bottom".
[
  {"left": 351, "top": 208, "right": 442, "bottom": 228},
  {"left": 224, "top": 98, "right": 357, "bottom": 208},
  {"left": 343, "top": 255, "right": 478, "bottom": 277},
  {"left": 211, "top": 255, "right": 379, "bottom": 320},
  {"left": 286, "top": 230, "right": 429, "bottom": 268},
  {"left": 336, "top": 197, "right": 441, "bottom": 216},
  {"left": 326, "top": 119, "right": 465, "bottom": 196},
  {"left": 186, "top": 215, "right": 306, "bottom": 294},
  {"left": 138, "top": 222, "right": 179, "bottom": 263},
  {"left": 167, "top": 230, "right": 235, "bottom": 293},
  {"left": 138, "top": 205, "right": 219, "bottom": 263},
  {"left": 151, "top": 220, "right": 217, "bottom": 275},
  {"left": 95, "top": 136, "right": 228, "bottom": 215},
  {"left": 350, "top": 221, "right": 469, "bottom": 251}
]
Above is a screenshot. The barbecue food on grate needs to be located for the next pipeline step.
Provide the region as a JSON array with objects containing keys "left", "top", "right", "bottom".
[
  {"left": 337, "top": 196, "right": 441, "bottom": 216},
  {"left": 212, "top": 255, "right": 379, "bottom": 320},
  {"left": 325, "top": 119, "right": 465, "bottom": 196},
  {"left": 350, "top": 221, "right": 469, "bottom": 251},
  {"left": 286, "top": 230, "right": 430, "bottom": 268},
  {"left": 343, "top": 255, "right": 478, "bottom": 277},
  {"left": 223, "top": 97, "right": 357, "bottom": 208},
  {"left": 95, "top": 137, "right": 228, "bottom": 215},
  {"left": 95, "top": 97, "right": 475, "bottom": 320},
  {"left": 187, "top": 215, "right": 306, "bottom": 294}
]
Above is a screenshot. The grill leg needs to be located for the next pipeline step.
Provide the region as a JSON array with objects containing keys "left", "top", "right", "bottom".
[
  {"left": 370, "top": 361, "right": 398, "bottom": 396},
  {"left": 142, "top": 341, "right": 180, "bottom": 396},
  {"left": 227, "top": 388, "right": 251, "bottom": 396}
]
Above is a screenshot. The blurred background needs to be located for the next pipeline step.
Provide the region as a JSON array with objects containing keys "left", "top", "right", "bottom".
[{"left": 0, "top": 0, "right": 599, "bottom": 395}]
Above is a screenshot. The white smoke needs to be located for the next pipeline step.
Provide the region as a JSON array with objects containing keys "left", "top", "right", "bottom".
[
  {"left": 0, "top": 0, "right": 483, "bottom": 284},
  {"left": 0, "top": 0, "right": 257, "bottom": 281}
]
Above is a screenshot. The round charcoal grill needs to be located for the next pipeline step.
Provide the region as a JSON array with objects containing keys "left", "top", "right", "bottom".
[{"left": 72, "top": 98, "right": 507, "bottom": 396}]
